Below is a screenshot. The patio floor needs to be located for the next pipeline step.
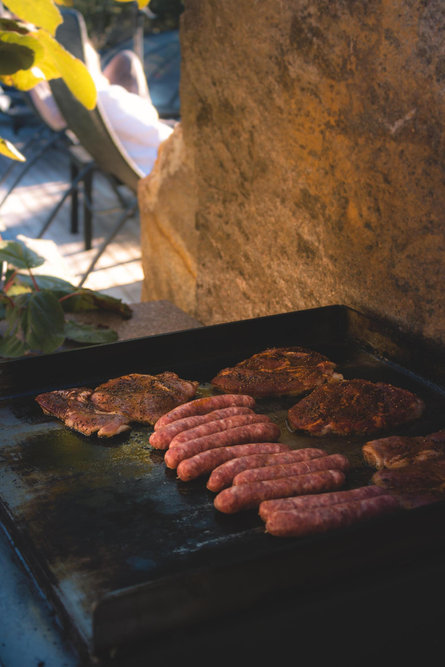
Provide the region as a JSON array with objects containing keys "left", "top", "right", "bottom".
[{"left": 0, "top": 113, "right": 144, "bottom": 304}]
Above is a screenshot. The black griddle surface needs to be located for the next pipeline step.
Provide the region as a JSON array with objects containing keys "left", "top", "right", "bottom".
[{"left": 1, "top": 305, "right": 445, "bottom": 661}]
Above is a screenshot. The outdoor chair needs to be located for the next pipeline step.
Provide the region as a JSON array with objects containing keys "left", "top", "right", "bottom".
[
  {"left": 41, "top": 7, "right": 146, "bottom": 287},
  {"left": 0, "top": 90, "right": 70, "bottom": 212}
]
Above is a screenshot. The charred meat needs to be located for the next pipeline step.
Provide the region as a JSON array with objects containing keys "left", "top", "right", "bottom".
[
  {"left": 90, "top": 372, "right": 199, "bottom": 425},
  {"left": 287, "top": 378, "right": 424, "bottom": 436},
  {"left": 35, "top": 387, "right": 131, "bottom": 438},
  {"left": 211, "top": 346, "right": 339, "bottom": 398},
  {"left": 372, "top": 458, "right": 445, "bottom": 495},
  {"left": 363, "top": 430, "right": 445, "bottom": 469}
]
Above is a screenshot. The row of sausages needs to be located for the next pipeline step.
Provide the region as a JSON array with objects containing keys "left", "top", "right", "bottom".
[{"left": 150, "top": 393, "right": 401, "bottom": 537}]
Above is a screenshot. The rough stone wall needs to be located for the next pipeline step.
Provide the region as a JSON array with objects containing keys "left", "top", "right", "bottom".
[
  {"left": 139, "top": 0, "right": 445, "bottom": 345},
  {"left": 138, "top": 124, "right": 198, "bottom": 314}
]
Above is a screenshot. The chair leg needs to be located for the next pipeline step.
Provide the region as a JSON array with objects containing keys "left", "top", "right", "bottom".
[
  {"left": 37, "top": 163, "right": 95, "bottom": 239},
  {"left": 70, "top": 161, "right": 79, "bottom": 234},
  {"left": 83, "top": 168, "right": 93, "bottom": 250},
  {"left": 77, "top": 201, "right": 137, "bottom": 287}
]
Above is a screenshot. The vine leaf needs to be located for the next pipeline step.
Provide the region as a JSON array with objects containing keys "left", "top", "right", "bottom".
[
  {"left": 64, "top": 320, "right": 118, "bottom": 345},
  {"left": 23, "top": 290, "right": 66, "bottom": 353},
  {"left": 0, "top": 239, "right": 45, "bottom": 270}
]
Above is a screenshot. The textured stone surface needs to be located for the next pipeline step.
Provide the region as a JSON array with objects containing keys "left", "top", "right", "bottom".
[
  {"left": 140, "top": 0, "right": 445, "bottom": 345},
  {"left": 138, "top": 124, "right": 198, "bottom": 314}
]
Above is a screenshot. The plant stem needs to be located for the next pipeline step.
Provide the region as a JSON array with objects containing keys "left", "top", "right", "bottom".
[
  {"left": 28, "top": 269, "right": 40, "bottom": 291},
  {"left": 58, "top": 291, "right": 84, "bottom": 303},
  {"left": 3, "top": 269, "right": 18, "bottom": 293}
]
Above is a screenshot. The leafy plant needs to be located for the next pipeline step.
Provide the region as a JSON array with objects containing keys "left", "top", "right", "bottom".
[
  {"left": 0, "top": 238, "right": 132, "bottom": 357},
  {"left": 0, "top": 0, "right": 150, "bottom": 160}
]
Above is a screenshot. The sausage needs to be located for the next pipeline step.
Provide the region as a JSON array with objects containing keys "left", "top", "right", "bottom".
[
  {"left": 264, "top": 494, "right": 400, "bottom": 537},
  {"left": 232, "top": 453, "right": 350, "bottom": 485},
  {"left": 258, "top": 484, "right": 387, "bottom": 521},
  {"left": 149, "top": 406, "right": 254, "bottom": 449},
  {"left": 169, "top": 413, "right": 272, "bottom": 448},
  {"left": 206, "top": 447, "right": 327, "bottom": 493},
  {"left": 213, "top": 469, "right": 346, "bottom": 514},
  {"left": 154, "top": 394, "right": 256, "bottom": 430},
  {"left": 164, "top": 422, "right": 281, "bottom": 469},
  {"left": 176, "top": 442, "right": 290, "bottom": 482}
]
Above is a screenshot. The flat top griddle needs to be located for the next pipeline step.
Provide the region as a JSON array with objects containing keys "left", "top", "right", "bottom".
[{"left": 1, "top": 305, "right": 445, "bottom": 663}]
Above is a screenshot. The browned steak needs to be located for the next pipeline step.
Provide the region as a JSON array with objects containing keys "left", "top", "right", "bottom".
[
  {"left": 35, "top": 387, "right": 131, "bottom": 438},
  {"left": 287, "top": 378, "right": 424, "bottom": 436},
  {"left": 211, "top": 346, "right": 339, "bottom": 398},
  {"left": 90, "top": 372, "right": 199, "bottom": 425},
  {"left": 372, "top": 458, "right": 445, "bottom": 494},
  {"left": 363, "top": 430, "right": 445, "bottom": 469}
]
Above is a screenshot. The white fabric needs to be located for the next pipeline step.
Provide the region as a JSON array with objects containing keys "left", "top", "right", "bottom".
[
  {"left": 28, "top": 81, "right": 66, "bottom": 131},
  {"left": 85, "top": 44, "right": 174, "bottom": 175},
  {"left": 31, "top": 44, "right": 174, "bottom": 176},
  {"left": 95, "top": 78, "right": 173, "bottom": 175}
]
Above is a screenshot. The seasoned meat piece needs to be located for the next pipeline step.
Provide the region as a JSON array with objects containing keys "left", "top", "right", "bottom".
[
  {"left": 372, "top": 458, "right": 445, "bottom": 494},
  {"left": 363, "top": 430, "right": 445, "bottom": 469},
  {"left": 154, "top": 394, "right": 256, "bottom": 430},
  {"left": 213, "top": 469, "right": 346, "bottom": 513},
  {"left": 211, "top": 347, "right": 339, "bottom": 398},
  {"left": 177, "top": 442, "right": 289, "bottom": 482},
  {"left": 90, "top": 372, "right": 198, "bottom": 425},
  {"left": 35, "top": 388, "right": 131, "bottom": 437},
  {"left": 264, "top": 495, "right": 400, "bottom": 538},
  {"left": 259, "top": 485, "right": 388, "bottom": 522},
  {"left": 287, "top": 378, "right": 424, "bottom": 436},
  {"left": 149, "top": 406, "right": 254, "bottom": 449},
  {"left": 232, "top": 453, "right": 350, "bottom": 485}
]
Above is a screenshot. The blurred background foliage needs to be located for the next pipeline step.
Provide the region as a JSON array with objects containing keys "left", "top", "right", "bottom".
[
  {"left": 75, "top": 0, "right": 184, "bottom": 52},
  {"left": 0, "top": 0, "right": 183, "bottom": 159}
]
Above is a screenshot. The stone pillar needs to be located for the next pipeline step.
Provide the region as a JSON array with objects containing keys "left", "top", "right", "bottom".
[
  {"left": 139, "top": 0, "right": 445, "bottom": 346},
  {"left": 138, "top": 123, "right": 198, "bottom": 315}
]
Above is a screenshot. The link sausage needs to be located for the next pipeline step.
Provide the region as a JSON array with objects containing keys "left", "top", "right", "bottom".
[
  {"left": 232, "top": 453, "right": 350, "bottom": 485},
  {"left": 169, "top": 413, "right": 272, "bottom": 448},
  {"left": 149, "top": 406, "right": 254, "bottom": 449},
  {"left": 176, "top": 442, "right": 290, "bottom": 482},
  {"left": 206, "top": 447, "right": 327, "bottom": 493},
  {"left": 264, "top": 494, "right": 400, "bottom": 537},
  {"left": 258, "top": 484, "right": 387, "bottom": 521},
  {"left": 154, "top": 394, "right": 256, "bottom": 430},
  {"left": 164, "top": 422, "right": 281, "bottom": 469},
  {"left": 213, "top": 469, "right": 346, "bottom": 513}
]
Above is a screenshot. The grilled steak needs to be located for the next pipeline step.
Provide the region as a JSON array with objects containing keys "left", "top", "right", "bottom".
[
  {"left": 372, "top": 458, "right": 445, "bottom": 495},
  {"left": 211, "top": 346, "right": 339, "bottom": 398},
  {"left": 35, "top": 387, "right": 131, "bottom": 438},
  {"left": 90, "top": 372, "right": 199, "bottom": 425},
  {"left": 363, "top": 430, "right": 445, "bottom": 469},
  {"left": 287, "top": 378, "right": 424, "bottom": 436}
]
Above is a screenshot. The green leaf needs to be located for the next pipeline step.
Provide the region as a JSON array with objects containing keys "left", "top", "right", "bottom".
[
  {"left": 5, "top": 283, "right": 31, "bottom": 297},
  {"left": 5, "top": 0, "right": 62, "bottom": 35},
  {"left": 0, "top": 39, "right": 34, "bottom": 74},
  {"left": 15, "top": 274, "right": 132, "bottom": 318},
  {"left": 64, "top": 320, "right": 118, "bottom": 345},
  {"left": 16, "top": 272, "right": 77, "bottom": 293},
  {"left": 37, "top": 30, "right": 97, "bottom": 109},
  {"left": 62, "top": 290, "right": 133, "bottom": 318},
  {"left": 24, "top": 290, "right": 65, "bottom": 353},
  {"left": 115, "top": 0, "right": 150, "bottom": 7},
  {"left": 0, "top": 334, "right": 27, "bottom": 358},
  {"left": 0, "top": 240, "right": 45, "bottom": 270}
]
